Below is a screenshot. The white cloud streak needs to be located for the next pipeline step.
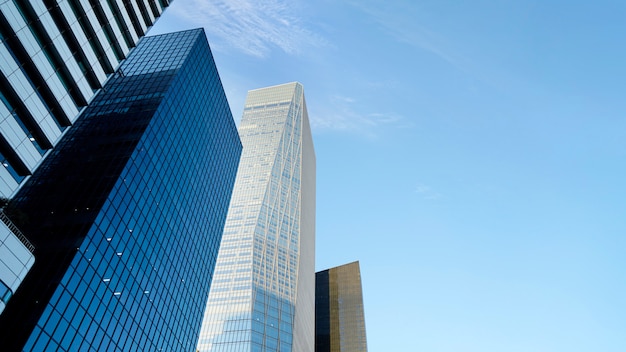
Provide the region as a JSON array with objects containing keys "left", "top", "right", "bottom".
[
  {"left": 415, "top": 183, "right": 442, "bottom": 200},
  {"left": 309, "top": 95, "right": 408, "bottom": 136},
  {"left": 348, "top": 2, "right": 465, "bottom": 71},
  {"left": 169, "top": 0, "right": 325, "bottom": 57}
]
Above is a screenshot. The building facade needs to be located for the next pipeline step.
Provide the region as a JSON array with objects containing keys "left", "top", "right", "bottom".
[
  {"left": 0, "top": 28, "right": 241, "bottom": 351},
  {"left": 0, "top": 210, "right": 34, "bottom": 315},
  {"left": 197, "top": 82, "right": 316, "bottom": 352},
  {"left": 315, "top": 261, "right": 368, "bottom": 352},
  {"left": 0, "top": 0, "right": 171, "bottom": 198},
  {"left": 0, "top": 0, "right": 171, "bottom": 317}
]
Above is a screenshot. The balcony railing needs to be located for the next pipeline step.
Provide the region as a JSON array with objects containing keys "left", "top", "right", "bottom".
[{"left": 0, "top": 210, "right": 34, "bottom": 253}]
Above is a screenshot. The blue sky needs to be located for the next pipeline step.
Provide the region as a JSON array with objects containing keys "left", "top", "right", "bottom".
[{"left": 151, "top": 1, "right": 626, "bottom": 350}]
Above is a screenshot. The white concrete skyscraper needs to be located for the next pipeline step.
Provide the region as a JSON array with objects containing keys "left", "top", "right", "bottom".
[{"left": 197, "top": 82, "right": 316, "bottom": 352}]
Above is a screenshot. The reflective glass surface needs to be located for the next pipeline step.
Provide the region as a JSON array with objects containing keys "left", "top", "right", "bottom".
[
  {"left": 0, "top": 29, "right": 241, "bottom": 350},
  {"left": 0, "top": 0, "right": 169, "bottom": 198},
  {"left": 315, "top": 262, "right": 368, "bottom": 352},
  {"left": 197, "top": 82, "right": 316, "bottom": 352}
]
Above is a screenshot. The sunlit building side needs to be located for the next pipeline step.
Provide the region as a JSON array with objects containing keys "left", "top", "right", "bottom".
[
  {"left": 316, "top": 261, "right": 368, "bottom": 352},
  {"left": 197, "top": 82, "right": 316, "bottom": 352}
]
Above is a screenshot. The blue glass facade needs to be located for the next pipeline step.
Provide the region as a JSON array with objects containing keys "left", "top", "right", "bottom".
[
  {"left": 0, "top": 0, "right": 172, "bottom": 198},
  {"left": 0, "top": 29, "right": 242, "bottom": 350}
]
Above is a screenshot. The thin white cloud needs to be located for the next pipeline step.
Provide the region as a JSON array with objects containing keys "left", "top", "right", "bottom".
[
  {"left": 309, "top": 95, "right": 408, "bottom": 136},
  {"left": 348, "top": 2, "right": 465, "bottom": 71},
  {"left": 347, "top": 1, "right": 527, "bottom": 93},
  {"left": 415, "top": 183, "right": 442, "bottom": 200},
  {"left": 169, "top": 0, "right": 326, "bottom": 57},
  {"left": 332, "top": 95, "right": 356, "bottom": 104},
  {"left": 385, "top": 25, "right": 461, "bottom": 68},
  {"left": 311, "top": 111, "right": 403, "bottom": 131}
]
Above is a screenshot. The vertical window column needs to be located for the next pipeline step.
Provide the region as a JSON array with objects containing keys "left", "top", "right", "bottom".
[
  {"left": 0, "top": 9, "right": 73, "bottom": 127},
  {"left": 106, "top": 0, "right": 137, "bottom": 48},
  {"left": 121, "top": 0, "right": 146, "bottom": 38},
  {"left": 42, "top": 0, "right": 102, "bottom": 91},
  {"left": 87, "top": 0, "right": 125, "bottom": 61},
  {"left": 12, "top": 0, "right": 89, "bottom": 108},
  {"left": 66, "top": 0, "right": 115, "bottom": 75}
]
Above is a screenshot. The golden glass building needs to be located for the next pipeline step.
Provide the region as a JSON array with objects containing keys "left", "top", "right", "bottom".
[{"left": 315, "top": 261, "right": 368, "bottom": 352}]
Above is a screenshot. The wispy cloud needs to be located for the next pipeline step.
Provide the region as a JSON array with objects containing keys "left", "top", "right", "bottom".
[
  {"left": 415, "top": 183, "right": 442, "bottom": 200},
  {"left": 170, "top": 0, "right": 326, "bottom": 57},
  {"left": 347, "top": 1, "right": 527, "bottom": 93},
  {"left": 310, "top": 95, "right": 409, "bottom": 136},
  {"left": 384, "top": 25, "right": 461, "bottom": 68},
  {"left": 348, "top": 2, "right": 466, "bottom": 72}
]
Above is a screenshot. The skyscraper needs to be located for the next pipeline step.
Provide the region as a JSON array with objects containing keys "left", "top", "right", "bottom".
[
  {"left": 0, "top": 0, "right": 172, "bottom": 315},
  {"left": 197, "top": 82, "right": 316, "bottom": 352},
  {"left": 0, "top": 206, "right": 34, "bottom": 315},
  {"left": 0, "top": 28, "right": 241, "bottom": 351},
  {"left": 315, "top": 261, "right": 368, "bottom": 352},
  {"left": 0, "top": 0, "right": 171, "bottom": 198}
]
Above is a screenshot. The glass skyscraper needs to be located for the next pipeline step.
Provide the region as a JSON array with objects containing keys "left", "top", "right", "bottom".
[
  {"left": 0, "top": 0, "right": 171, "bottom": 318},
  {"left": 0, "top": 28, "right": 242, "bottom": 350},
  {"left": 315, "top": 261, "right": 368, "bottom": 352},
  {"left": 0, "top": 0, "right": 172, "bottom": 198},
  {"left": 197, "top": 82, "right": 316, "bottom": 352}
]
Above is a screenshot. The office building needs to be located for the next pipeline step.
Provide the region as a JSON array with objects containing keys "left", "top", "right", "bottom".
[
  {"left": 0, "top": 28, "right": 242, "bottom": 350},
  {"left": 0, "top": 208, "right": 34, "bottom": 315},
  {"left": 197, "top": 82, "right": 316, "bottom": 352},
  {"left": 315, "top": 261, "right": 368, "bottom": 352},
  {"left": 0, "top": 0, "right": 171, "bottom": 198},
  {"left": 0, "top": 0, "right": 171, "bottom": 316}
]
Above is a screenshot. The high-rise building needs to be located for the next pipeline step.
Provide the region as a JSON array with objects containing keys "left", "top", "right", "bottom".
[
  {"left": 0, "top": 0, "right": 171, "bottom": 198},
  {"left": 0, "top": 28, "right": 242, "bottom": 351},
  {"left": 0, "top": 0, "right": 172, "bottom": 317},
  {"left": 315, "top": 261, "right": 368, "bottom": 352},
  {"left": 0, "top": 206, "right": 34, "bottom": 315},
  {"left": 197, "top": 82, "right": 316, "bottom": 352}
]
